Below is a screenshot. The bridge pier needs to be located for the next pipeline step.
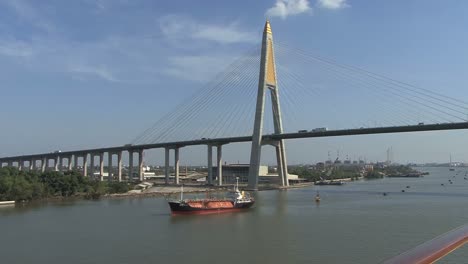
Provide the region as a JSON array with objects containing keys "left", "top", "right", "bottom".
[
  {"left": 174, "top": 147, "right": 180, "bottom": 185},
  {"left": 59, "top": 157, "right": 67, "bottom": 171},
  {"left": 61, "top": 157, "right": 65, "bottom": 171},
  {"left": 138, "top": 149, "right": 144, "bottom": 182},
  {"left": 207, "top": 145, "right": 213, "bottom": 185},
  {"left": 41, "top": 157, "right": 46, "bottom": 172},
  {"left": 99, "top": 153, "right": 104, "bottom": 181},
  {"left": 29, "top": 159, "right": 34, "bottom": 171},
  {"left": 54, "top": 156, "right": 59, "bottom": 171},
  {"left": 165, "top": 148, "right": 170, "bottom": 184},
  {"left": 117, "top": 151, "right": 122, "bottom": 182},
  {"left": 108, "top": 152, "right": 113, "bottom": 182},
  {"left": 217, "top": 145, "right": 223, "bottom": 186},
  {"left": 18, "top": 160, "right": 23, "bottom": 171},
  {"left": 128, "top": 151, "right": 133, "bottom": 182},
  {"left": 67, "top": 156, "right": 73, "bottom": 171},
  {"left": 82, "top": 154, "right": 88, "bottom": 177},
  {"left": 89, "top": 154, "right": 95, "bottom": 178},
  {"left": 74, "top": 155, "right": 78, "bottom": 171}
]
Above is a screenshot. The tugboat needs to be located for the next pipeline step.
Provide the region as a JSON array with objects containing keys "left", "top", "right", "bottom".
[{"left": 168, "top": 178, "right": 255, "bottom": 215}]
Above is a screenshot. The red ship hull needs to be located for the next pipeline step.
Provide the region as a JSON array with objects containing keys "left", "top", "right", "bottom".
[{"left": 168, "top": 200, "right": 254, "bottom": 215}]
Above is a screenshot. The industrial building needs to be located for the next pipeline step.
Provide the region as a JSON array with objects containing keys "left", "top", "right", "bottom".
[{"left": 212, "top": 164, "right": 301, "bottom": 184}]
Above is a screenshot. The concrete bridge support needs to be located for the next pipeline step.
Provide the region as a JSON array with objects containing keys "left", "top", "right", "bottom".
[
  {"left": 82, "top": 154, "right": 88, "bottom": 177},
  {"left": 207, "top": 145, "right": 213, "bottom": 185},
  {"left": 74, "top": 155, "right": 78, "bottom": 171},
  {"left": 99, "top": 153, "right": 104, "bottom": 181},
  {"left": 68, "top": 156, "right": 73, "bottom": 171},
  {"left": 60, "top": 157, "right": 65, "bottom": 171},
  {"left": 174, "top": 147, "right": 180, "bottom": 185},
  {"left": 117, "top": 151, "right": 122, "bottom": 182},
  {"left": 138, "top": 149, "right": 144, "bottom": 182},
  {"left": 54, "top": 156, "right": 59, "bottom": 171},
  {"left": 18, "top": 160, "right": 23, "bottom": 171},
  {"left": 165, "top": 148, "right": 170, "bottom": 184},
  {"left": 29, "top": 159, "right": 34, "bottom": 171},
  {"left": 41, "top": 157, "right": 46, "bottom": 172},
  {"left": 89, "top": 154, "right": 95, "bottom": 178},
  {"left": 108, "top": 153, "right": 113, "bottom": 182},
  {"left": 217, "top": 145, "right": 223, "bottom": 186},
  {"left": 128, "top": 151, "right": 133, "bottom": 182}
]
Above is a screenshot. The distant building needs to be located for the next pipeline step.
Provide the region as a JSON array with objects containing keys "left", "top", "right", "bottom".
[
  {"left": 211, "top": 164, "right": 302, "bottom": 184},
  {"left": 212, "top": 164, "right": 268, "bottom": 184}
]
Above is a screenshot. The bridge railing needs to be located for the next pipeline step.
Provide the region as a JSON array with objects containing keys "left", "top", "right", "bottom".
[{"left": 383, "top": 223, "right": 468, "bottom": 263}]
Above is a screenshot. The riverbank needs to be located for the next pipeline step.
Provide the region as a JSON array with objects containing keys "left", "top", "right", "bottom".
[{"left": 107, "top": 182, "right": 315, "bottom": 199}]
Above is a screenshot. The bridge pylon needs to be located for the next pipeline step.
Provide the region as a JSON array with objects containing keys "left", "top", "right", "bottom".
[{"left": 248, "top": 21, "right": 289, "bottom": 190}]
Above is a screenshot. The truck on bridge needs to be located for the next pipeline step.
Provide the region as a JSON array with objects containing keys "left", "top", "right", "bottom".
[{"left": 311, "top": 127, "right": 328, "bottom": 132}]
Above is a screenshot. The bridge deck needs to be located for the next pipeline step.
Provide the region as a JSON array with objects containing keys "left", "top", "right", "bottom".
[{"left": 1, "top": 122, "right": 467, "bottom": 161}]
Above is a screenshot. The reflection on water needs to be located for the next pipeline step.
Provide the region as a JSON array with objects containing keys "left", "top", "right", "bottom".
[{"left": 0, "top": 167, "right": 467, "bottom": 264}]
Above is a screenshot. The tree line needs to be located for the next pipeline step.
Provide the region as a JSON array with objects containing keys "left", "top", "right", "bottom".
[{"left": 0, "top": 167, "right": 130, "bottom": 201}]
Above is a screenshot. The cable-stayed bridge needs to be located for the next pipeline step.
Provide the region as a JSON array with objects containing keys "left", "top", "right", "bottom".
[{"left": 1, "top": 21, "right": 468, "bottom": 190}]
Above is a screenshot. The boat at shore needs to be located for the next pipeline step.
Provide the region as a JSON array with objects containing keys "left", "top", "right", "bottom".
[
  {"left": 387, "top": 173, "right": 424, "bottom": 178},
  {"left": 314, "top": 180, "right": 344, "bottom": 186},
  {"left": 168, "top": 179, "right": 254, "bottom": 215},
  {"left": 0, "top": 201, "right": 15, "bottom": 206}
]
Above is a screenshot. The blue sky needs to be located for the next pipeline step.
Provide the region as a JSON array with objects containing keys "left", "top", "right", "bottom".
[{"left": 1, "top": 0, "right": 468, "bottom": 165}]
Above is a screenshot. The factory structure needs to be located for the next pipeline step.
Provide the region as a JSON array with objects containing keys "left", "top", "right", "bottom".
[{"left": 211, "top": 164, "right": 301, "bottom": 184}]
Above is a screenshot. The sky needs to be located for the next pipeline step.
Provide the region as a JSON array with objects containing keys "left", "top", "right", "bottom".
[{"left": 1, "top": 0, "right": 468, "bottom": 165}]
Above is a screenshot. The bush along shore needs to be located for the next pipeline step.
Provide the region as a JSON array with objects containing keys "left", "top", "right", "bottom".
[{"left": 0, "top": 167, "right": 130, "bottom": 202}]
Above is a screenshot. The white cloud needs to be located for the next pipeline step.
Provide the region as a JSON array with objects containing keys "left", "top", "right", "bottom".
[
  {"left": 162, "top": 55, "right": 236, "bottom": 82},
  {"left": 159, "top": 15, "right": 257, "bottom": 44},
  {"left": 265, "top": 0, "right": 312, "bottom": 19},
  {"left": 317, "top": 0, "right": 349, "bottom": 9},
  {"left": 68, "top": 64, "right": 120, "bottom": 82}
]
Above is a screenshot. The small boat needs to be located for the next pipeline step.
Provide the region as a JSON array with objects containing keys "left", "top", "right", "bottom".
[
  {"left": 315, "top": 192, "right": 321, "bottom": 202},
  {"left": 449, "top": 168, "right": 455, "bottom": 171},
  {"left": 0, "top": 201, "right": 15, "bottom": 206},
  {"left": 168, "top": 178, "right": 254, "bottom": 215}
]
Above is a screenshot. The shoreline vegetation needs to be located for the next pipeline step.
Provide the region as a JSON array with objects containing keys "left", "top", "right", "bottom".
[
  {"left": 0, "top": 164, "right": 425, "bottom": 203},
  {"left": 289, "top": 164, "right": 425, "bottom": 181},
  {"left": 0, "top": 167, "right": 129, "bottom": 202}
]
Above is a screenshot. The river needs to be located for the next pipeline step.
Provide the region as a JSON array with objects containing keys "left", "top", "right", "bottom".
[{"left": 1, "top": 167, "right": 468, "bottom": 263}]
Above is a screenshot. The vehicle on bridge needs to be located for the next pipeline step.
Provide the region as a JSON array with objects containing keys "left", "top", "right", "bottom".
[{"left": 311, "top": 127, "right": 328, "bottom": 132}]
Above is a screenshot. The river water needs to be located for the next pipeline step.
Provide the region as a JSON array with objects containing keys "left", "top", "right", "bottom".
[{"left": 1, "top": 167, "right": 468, "bottom": 264}]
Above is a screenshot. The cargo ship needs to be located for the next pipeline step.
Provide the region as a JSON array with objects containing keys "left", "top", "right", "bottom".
[{"left": 168, "top": 180, "right": 254, "bottom": 215}]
